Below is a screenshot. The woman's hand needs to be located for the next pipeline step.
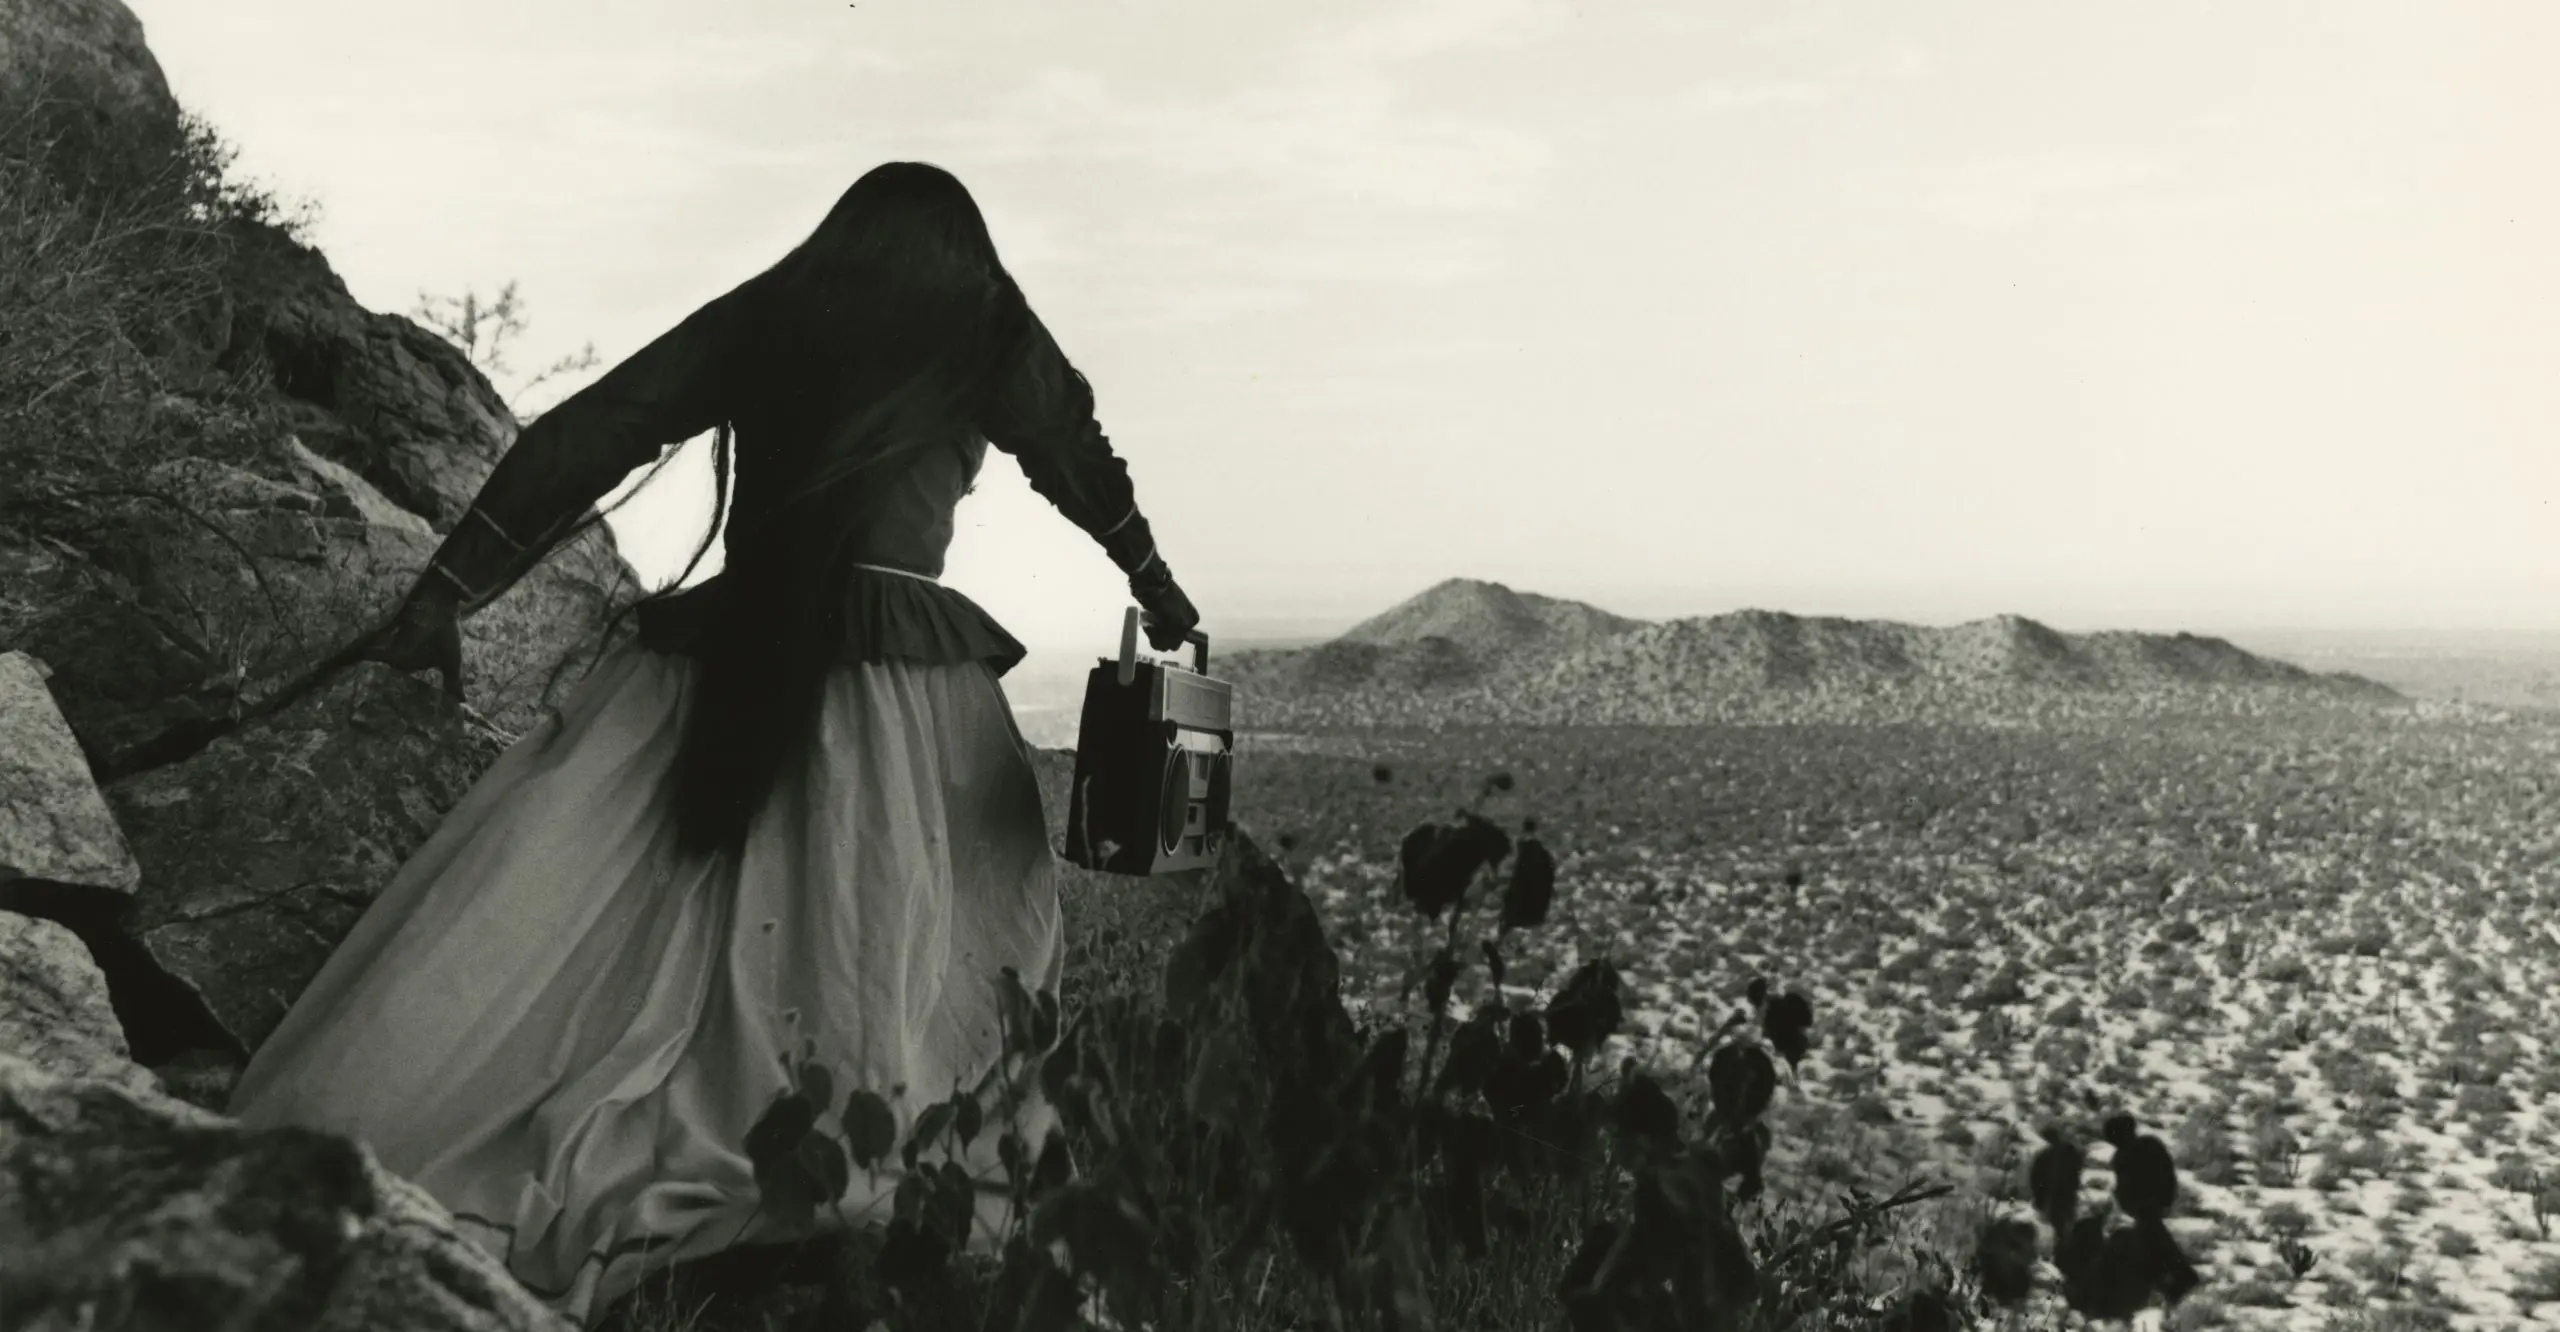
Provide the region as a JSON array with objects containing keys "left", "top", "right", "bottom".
[
  {"left": 1130, "top": 560, "right": 1199, "bottom": 653},
  {"left": 360, "top": 579, "right": 467, "bottom": 702}
]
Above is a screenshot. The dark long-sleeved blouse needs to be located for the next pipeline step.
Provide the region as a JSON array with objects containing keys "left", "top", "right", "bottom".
[{"left": 421, "top": 275, "right": 1163, "bottom": 679}]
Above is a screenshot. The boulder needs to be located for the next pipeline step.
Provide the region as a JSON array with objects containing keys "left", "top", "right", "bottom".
[
  {"left": 286, "top": 433, "right": 437, "bottom": 535},
  {"left": 216, "top": 220, "right": 518, "bottom": 530},
  {"left": 0, "top": 0, "right": 178, "bottom": 132},
  {"left": 106, "top": 663, "right": 509, "bottom": 1056},
  {"left": 0, "top": 911, "right": 158, "bottom": 1099},
  {"left": 1173, "top": 824, "right": 1364, "bottom": 1087},
  {"left": 0, "top": 649, "right": 138, "bottom": 893},
  {"left": 0, "top": 1051, "right": 574, "bottom": 1331},
  {"left": 7, "top": 462, "right": 636, "bottom": 769}
]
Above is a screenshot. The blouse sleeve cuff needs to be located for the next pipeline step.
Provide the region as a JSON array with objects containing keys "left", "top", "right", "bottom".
[{"left": 1099, "top": 510, "right": 1157, "bottom": 576}]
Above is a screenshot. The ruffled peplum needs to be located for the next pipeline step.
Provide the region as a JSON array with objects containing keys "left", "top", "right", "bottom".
[{"left": 633, "top": 563, "right": 1029, "bottom": 678}]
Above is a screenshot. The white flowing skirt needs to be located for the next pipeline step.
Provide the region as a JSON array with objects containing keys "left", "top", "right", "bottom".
[{"left": 226, "top": 640, "right": 1067, "bottom": 1325}]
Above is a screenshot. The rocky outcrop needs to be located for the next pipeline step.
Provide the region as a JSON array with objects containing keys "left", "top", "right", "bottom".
[
  {"left": 0, "top": 912, "right": 158, "bottom": 1098},
  {"left": 0, "top": 0, "right": 178, "bottom": 130},
  {"left": 107, "top": 662, "right": 510, "bottom": 1056},
  {"left": 7, "top": 436, "right": 634, "bottom": 768},
  {"left": 0, "top": 2, "right": 686, "bottom": 1325},
  {"left": 0, "top": 611, "right": 569, "bottom": 1332},
  {"left": 0, "top": 650, "right": 138, "bottom": 893},
  {"left": 0, "top": 1052, "right": 575, "bottom": 1331},
  {"left": 217, "top": 221, "right": 520, "bottom": 529},
  {"left": 1, "top": 0, "right": 633, "bottom": 771}
]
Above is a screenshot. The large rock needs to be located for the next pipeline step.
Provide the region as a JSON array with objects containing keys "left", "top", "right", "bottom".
[
  {"left": 1170, "top": 824, "right": 1364, "bottom": 1088},
  {"left": 0, "top": 650, "right": 138, "bottom": 893},
  {"left": 0, "top": 912, "right": 158, "bottom": 1099},
  {"left": 0, "top": 0, "right": 178, "bottom": 131},
  {"left": 0, "top": 1051, "right": 574, "bottom": 1331},
  {"left": 6, "top": 449, "right": 636, "bottom": 768},
  {"left": 215, "top": 221, "right": 520, "bottom": 530},
  {"left": 106, "top": 663, "right": 508, "bottom": 1056}
]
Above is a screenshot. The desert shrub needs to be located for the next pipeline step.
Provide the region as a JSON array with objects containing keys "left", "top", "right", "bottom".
[
  {"left": 2262, "top": 1200, "right": 2315, "bottom": 1243},
  {"left": 2171, "top": 1114, "right": 2238, "bottom": 1187},
  {"left": 2514, "top": 1255, "right": 2560, "bottom": 1310},
  {"left": 2327, "top": 1137, "right": 2391, "bottom": 1180},
  {"left": 2249, "top": 1120, "right": 2304, "bottom": 1185},
  {"left": 2343, "top": 1240, "right": 2415, "bottom": 1297},
  {"left": 1965, "top": 959, "right": 2030, "bottom": 1009},
  {"left": 2333, "top": 1307, "right": 2457, "bottom": 1332},
  {"left": 2154, "top": 985, "right": 2215, "bottom": 1024},
  {"left": 2223, "top": 1277, "right": 2292, "bottom": 1308},
  {"left": 2339, "top": 1095, "right": 2399, "bottom": 1135},
  {"left": 2260, "top": 957, "right": 2312, "bottom": 985},
  {"left": 2489, "top": 1153, "right": 2543, "bottom": 1196},
  {"left": 2031, "top": 1028, "right": 2092, "bottom": 1070},
  {"left": 2454, "top": 1082, "right": 2513, "bottom": 1119}
]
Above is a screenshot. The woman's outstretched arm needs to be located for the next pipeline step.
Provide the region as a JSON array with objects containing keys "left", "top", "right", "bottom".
[
  {"left": 980, "top": 309, "right": 1161, "bottom": 580},
  {"left": 980, "top": 308, "right": 1200, "bottom": 648},
  {"left": 419, "top": 274, "right": 760, "bottom": 615}
]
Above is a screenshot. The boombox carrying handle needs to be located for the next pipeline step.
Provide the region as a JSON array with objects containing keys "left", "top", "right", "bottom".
[{"left": 1117, "top": 605, "right": 1210, "bottom": 684}]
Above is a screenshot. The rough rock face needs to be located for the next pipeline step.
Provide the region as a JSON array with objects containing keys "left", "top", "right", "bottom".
[
  {"left": 219, "top": 221, "right": 521, "bottom": 529},
  {"left": 0, "top": 1052, "right": 575, "bottom": 1332},
  {"left": 108, "top": 662, "right": 511, "bottom": 1056},
  {"left": 1, "top": 1, "right": 631, "bottom": 770},
  {"left": 0, "top": 0, "right": 635, "bottom": 1110},
  {"left": 0, "top": 650, "right": 138, "bottom": 893},
  {"left": 0, "top": 0, "right": 177, "bottom": 130},
  {"left": 8, "top": 431, "right": 635, "bottom": 767},
  {"left": 0, "top": 912, "right": 158, "bottom": 1098}
]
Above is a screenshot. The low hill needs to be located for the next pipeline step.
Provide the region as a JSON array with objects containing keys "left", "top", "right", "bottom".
[
  {"left": 1337, "top": 577, "right": 1646, "bottom": 657},
  {"left": 1217, "top": 578, "right": 1645, "bottom": 699},
  {"left": 1221, "top": 590, "right": 2401, "bottom": 730}
]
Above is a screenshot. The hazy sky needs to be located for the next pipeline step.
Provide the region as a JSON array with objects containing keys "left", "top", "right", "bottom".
[{"left": 128, "top": 0, "right": 2555, "bottom": 649}]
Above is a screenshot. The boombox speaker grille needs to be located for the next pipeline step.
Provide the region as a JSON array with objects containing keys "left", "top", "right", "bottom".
[{"left": 1160, "top": 743, "right": 1191, "bottom": 855}]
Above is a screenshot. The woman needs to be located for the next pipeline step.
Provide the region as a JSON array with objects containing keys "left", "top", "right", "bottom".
[{"left": 225, "top": 162, "right": 1200, "bottom": 1325}]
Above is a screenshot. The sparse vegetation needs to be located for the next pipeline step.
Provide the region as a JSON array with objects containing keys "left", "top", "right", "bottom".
[
  {"left": 409, "top": 279, "right": 598, "bottom": 421},
  {"left": 0, "top": 67, "right": 308, "bottom": 497},
  {"left": 817, "top": 704, "right": 2555, "bottom": 1332}
]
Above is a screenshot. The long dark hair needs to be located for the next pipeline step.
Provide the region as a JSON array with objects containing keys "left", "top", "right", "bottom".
[{"left": 562, "top": 163, "right": 1034, "bottom": 859}]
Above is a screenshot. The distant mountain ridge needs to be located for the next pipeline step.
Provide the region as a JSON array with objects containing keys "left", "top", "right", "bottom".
[
  {"left": 1217, "top": 580, "right": 2402, "bottom": 729},
  {"left": 1337, "top": 577, "right": 1646, "bottom": 658}
]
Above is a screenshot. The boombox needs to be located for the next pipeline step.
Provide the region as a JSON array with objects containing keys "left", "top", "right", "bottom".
[{"left": 1064, "top": 607, "right": 1235, "bottom": 875}]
